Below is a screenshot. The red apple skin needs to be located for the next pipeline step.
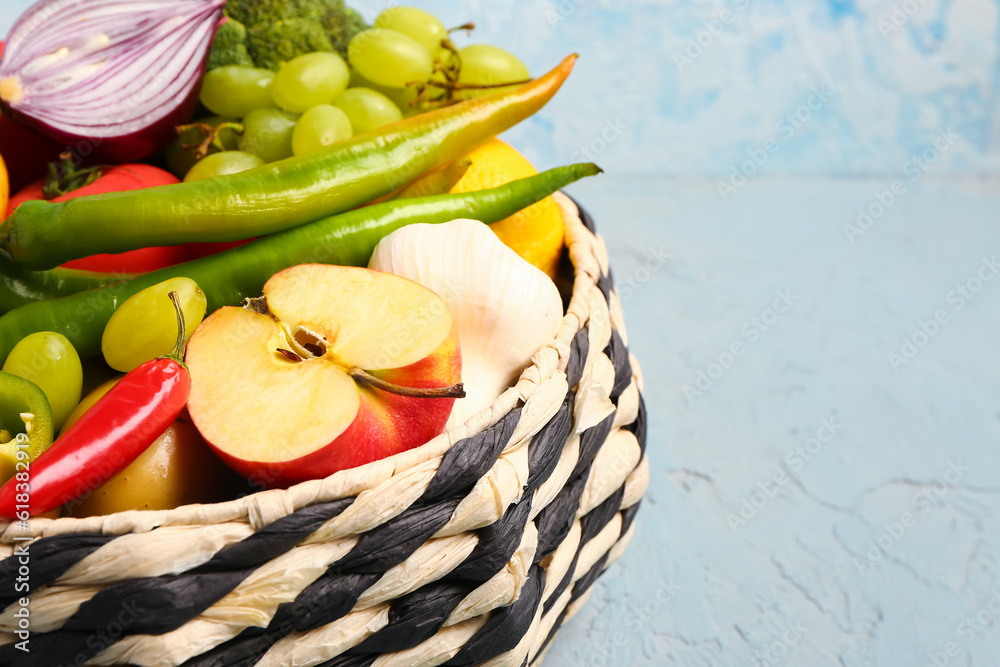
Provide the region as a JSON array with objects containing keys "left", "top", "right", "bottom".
[{"left": 205, "top": 329, "right": 462, "bottom": 489}]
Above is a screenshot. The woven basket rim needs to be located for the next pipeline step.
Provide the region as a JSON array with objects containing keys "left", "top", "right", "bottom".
[{"left": 0, "top": 193, "right": 604, "bottom": 540}]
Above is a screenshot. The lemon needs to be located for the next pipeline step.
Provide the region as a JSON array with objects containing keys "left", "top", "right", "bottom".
[
  {"left": 450, "top": 139, "right": 565, "bottom": 279},
  {"left": 0, "top": 154, "right": 7, "bottom": 217}
]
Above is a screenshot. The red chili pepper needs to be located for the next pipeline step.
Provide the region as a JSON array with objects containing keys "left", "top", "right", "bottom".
[{"left": 0, "top": 292, "right": 191, "bottom": 519}]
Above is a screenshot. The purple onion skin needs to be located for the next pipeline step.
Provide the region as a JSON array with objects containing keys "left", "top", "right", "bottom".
[
  {"left": 2, "top": 60, "right": 206, "bottom": 163},
  {"left": 2, "top": 67, "right": 205, "bottom": 164},
  {"left": 1, "top": 1, "right": 225, "bottom": 163}
]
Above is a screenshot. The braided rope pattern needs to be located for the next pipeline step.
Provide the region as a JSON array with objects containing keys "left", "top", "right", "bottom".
[{"left": 0, "top": 195, "right": 648, "bottom": 667}]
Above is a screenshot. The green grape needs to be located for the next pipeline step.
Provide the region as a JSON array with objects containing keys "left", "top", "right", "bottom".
[
  {"left": 102, "top": 277, "right": 208, "bottom": 373},
  {"left": 199, "top": 66, "right": 276, "bottom": 117},
  {"left": 457, "top": 45, "right": 531, "bottom": 100},
  {"left": 349, "top": 68, "right": 421, "bottom": 115},
  {"left": 238, "top": 108, "right": 299, "bottom": 162},
  {"left": 2, "top": 332, "right": 82, "bottom": 431},
  {"left": 348, "top": 28, "right": 434, "bottom": 89},
  {"left": 334, "top": 88, "right": 402, "bottom": 134},
  {"left": 272, "top": 52, "right": 351, "bottom": 114},
  {"left": 292, "top": 105, "right": 353, "bottom": 156},
  {"left": 165, "top": 116, "right": 241, "bottom": 179},
  {"left": 184, "top": 151, "right": 266, "bottom": 182},
  {"left": 374, "top": 7, "right": 448, "bottom": 54}
]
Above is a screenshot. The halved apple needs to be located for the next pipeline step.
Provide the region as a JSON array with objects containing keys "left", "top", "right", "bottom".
[{"left": 185, "top": 265, "right": 463, "bottom": 487}]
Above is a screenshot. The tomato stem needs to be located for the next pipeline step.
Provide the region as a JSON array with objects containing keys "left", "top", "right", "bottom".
[
  {"left": 165, "top": 291, "right": 188, "bottom": 366},
  {"left": 43, "top": 152, "right": 105, "bottom": 200}
]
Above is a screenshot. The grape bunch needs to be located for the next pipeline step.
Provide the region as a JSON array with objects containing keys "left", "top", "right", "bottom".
[{"left": 167, "top": 6, "right": 531, "bottom": 181}]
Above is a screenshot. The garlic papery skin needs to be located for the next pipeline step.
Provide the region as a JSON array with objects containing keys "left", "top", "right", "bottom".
[{"left": 370, "top": 219, "right": 565, "bottom": 429}]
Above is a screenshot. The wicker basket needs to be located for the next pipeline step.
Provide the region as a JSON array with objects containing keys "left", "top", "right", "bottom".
[{"left": 0, "top": 194, "right": 648, "bottom": 667}]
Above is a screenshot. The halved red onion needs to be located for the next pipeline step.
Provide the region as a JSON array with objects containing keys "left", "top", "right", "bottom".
[{"left": 0, "top": 0, "right": 225, "bottom": 161}]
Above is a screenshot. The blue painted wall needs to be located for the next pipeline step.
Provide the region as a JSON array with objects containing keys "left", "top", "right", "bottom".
[
  {"left": 3, "top": 0, "right": 998, "bottom": 177},
  {"left": 2, "top": 4, "right": 1000, "bottom": 666},
  {"left": 407, "top": 0, "right": 1000, "bottom": 178}
]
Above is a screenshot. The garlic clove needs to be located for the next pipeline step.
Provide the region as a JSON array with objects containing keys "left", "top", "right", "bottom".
[{"left": 370, "top": 219, "right": 565, "bottom": 429}]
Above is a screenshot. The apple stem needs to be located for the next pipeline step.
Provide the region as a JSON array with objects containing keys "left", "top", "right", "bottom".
[
  {"left": 164, "top": 291, "right": 188, "bottom": 366},
  {"left": 349, "top": 368, "right": 466, "bottom": 399}
]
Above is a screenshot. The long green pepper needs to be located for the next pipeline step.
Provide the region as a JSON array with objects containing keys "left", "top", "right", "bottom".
[
  {"left": 0, "top": 163, "right": 600, "bottom": 364},
  {"left": 1, "top": 56, "right": 579, "bottom": 271},
  {"left": 0, "top": 253, "right": 127, "bottom": 315}
]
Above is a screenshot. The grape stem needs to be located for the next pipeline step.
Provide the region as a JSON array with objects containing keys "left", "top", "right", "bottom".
[
  {"left": 407, "top": 35, "right": 535, "bottom": 112},
  {"left": 447, "top": 22, "right": 476, "bottom": 34},
  {"left": 177, "top": 122, "right": 245, "bottom": 160},
  {"left": 163, "top": 291, "right": 188, "bottom": 368}
]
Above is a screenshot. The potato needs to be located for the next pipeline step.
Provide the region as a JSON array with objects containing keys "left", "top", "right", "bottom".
[
  {"left": 66, "top": 418, "right": 241, "bottom": 517},
  {"left": 63, "top": 377, "right": 246, "bottom": 517}
]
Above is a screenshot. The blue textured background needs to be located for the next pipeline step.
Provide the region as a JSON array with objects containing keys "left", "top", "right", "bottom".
[{"left": 4, "top": 2, "right": 1000, "bottom": 666}]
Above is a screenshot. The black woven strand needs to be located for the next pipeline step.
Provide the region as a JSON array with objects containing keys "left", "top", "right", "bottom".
[
  {"left": 572, "top": 413, "right": 616, "bottom": 482},
  {"left": 422, "top": 408, "right": 521, "bottom": 503},
  {"left": 451, "top": 495, "right": 533, "bottom": 581},
  {"left": 195, "top": 497, "right": 355, "bottom": 573},
  {"left": 627, "top": 395, "right": 648, "bottom": 456},
  {"left": 63, "top": 569, "right": 251, "bottom": 635},
  {"left": 597, "top": 271, "right": 615, "bottom": 304},
  {"left": 604, "top": 329, "right": 633, "bottom": 399},
  {"left": 579, "top": 486, "right": 626, "bottom": 547},
  {"left": 534, "top": 466, "right": 591, "bottom": 563},
  {"left": 620, "top": 501, "right": 642, "bottom": 537},
  {"left": 348, "top": 581, "right": 474, "bottom": 655},
  {"left": 565, "top": 329, "right": 590, "bottom": 388},
  {"left": 182, "top": 571, "right": 382, "bottom": 667},
  {"left": 524, "top": 393, "right": 574, "bottom": 494},
  {"left": 444, "top": 564, "right": 547, "bottom": 666},
  {"left": 570, "top": 553, "right": 611, "bottom": 606},
  {"left": 0, "top": 533, "right": 115, "bottom": 608}
]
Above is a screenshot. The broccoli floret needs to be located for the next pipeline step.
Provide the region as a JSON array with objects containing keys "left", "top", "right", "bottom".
[
  {"left": 315, "top": 2, "right": 367, "bottom": 56},
  {"left": 214, "top": 0, "right": 368, "bottom": 71},
  {"left": 245, "top": 19, "right": 336, "bottom": 71},
  {"left": 207, "top": 19, "right": 255, "bottom": 69}
]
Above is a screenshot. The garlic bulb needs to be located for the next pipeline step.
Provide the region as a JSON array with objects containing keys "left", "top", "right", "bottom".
[{"left": 370, "top": 219, "right": 564, "bottom": 428}]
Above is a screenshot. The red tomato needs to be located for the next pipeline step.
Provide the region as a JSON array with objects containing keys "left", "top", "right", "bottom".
[{"left": 6, "top": 163, "right": 193, "bottom": 274}]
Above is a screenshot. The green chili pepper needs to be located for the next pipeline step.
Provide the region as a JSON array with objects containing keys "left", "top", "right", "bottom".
[
  {"left": 0, "top": 163, "right": 600, "bottom": 364},
  {"left": 1, "top": 56, "right": 579, "bottom": 271},
  {"left": 388, "top": 158, "right": 473, "bottom": 201},
  {"left": 0, "top": 371, "right": 55, "bottom": 486},
  {"left": 0, "top": 253, "right": 127, "bottom": 315}
]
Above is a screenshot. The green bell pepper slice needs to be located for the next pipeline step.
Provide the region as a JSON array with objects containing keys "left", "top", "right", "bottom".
[{"left": 0, "top": 370, "right": 55, "bottom": 485}]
